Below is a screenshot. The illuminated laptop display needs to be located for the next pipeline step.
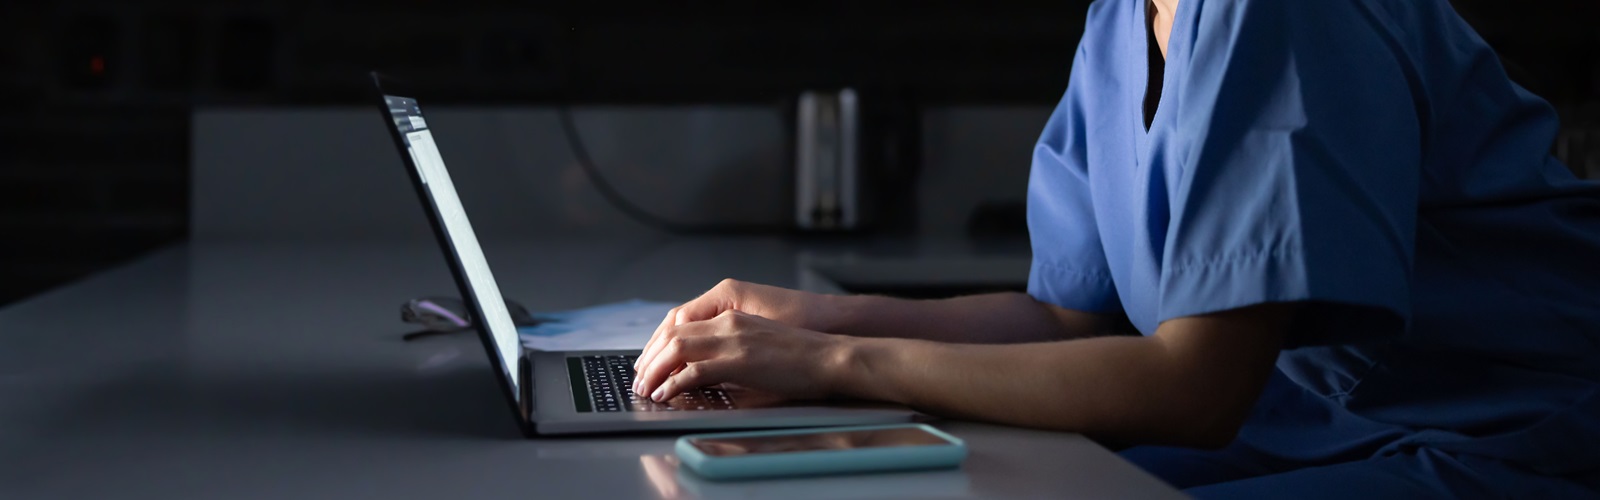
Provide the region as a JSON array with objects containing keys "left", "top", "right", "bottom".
[{"left": 383, "top": 95, "right": 523, "bottom": 402}]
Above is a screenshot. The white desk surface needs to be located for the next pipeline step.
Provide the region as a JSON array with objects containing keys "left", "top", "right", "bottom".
[{"left": 0, "top": 238, "right": 1184, "bottom": 499}]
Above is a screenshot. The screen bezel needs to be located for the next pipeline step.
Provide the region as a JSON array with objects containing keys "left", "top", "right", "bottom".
[{"left": 370, "top": 72, "right": 532, "bottom": 436}]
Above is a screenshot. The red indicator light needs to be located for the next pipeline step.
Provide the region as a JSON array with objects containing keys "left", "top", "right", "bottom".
[{"left": 90, "top": 55, "right": 105, "bottom": 75}]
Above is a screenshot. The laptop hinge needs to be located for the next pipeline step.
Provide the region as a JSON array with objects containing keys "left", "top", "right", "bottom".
[{"left": 520, "top": 355, "right": 536, "bottom": 421}]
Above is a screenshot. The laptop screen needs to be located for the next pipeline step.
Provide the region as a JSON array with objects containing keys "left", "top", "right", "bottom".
[{"left": 383, "top": 95, "right": 523, "bottom": 403}]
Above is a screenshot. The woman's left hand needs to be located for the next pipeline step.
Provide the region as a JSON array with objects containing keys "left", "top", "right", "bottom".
[{"left": 631, "top": 309, "right": 853, "bottom": 402}]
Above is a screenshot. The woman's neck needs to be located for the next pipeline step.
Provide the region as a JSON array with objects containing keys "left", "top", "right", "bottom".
[{"left": 1150, "top": 0, "right": 1179, "bottom": 58}]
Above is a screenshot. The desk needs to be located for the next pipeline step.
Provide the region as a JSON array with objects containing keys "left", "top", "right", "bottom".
[{"left": 0, "top": 239, "right": 1183, "bottom": 499}]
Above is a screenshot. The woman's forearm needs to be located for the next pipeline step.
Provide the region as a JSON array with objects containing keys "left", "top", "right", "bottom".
[
  {"left": 826, "top": 306, "right": 1290, "bottom": 447},
  {"left": 822, "top": 292, "right": 1112, "bottom": 344}
]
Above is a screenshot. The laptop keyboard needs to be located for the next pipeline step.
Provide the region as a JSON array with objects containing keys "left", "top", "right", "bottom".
[{"left": 570, "top": 355, "right": 736, "bottom": 413}]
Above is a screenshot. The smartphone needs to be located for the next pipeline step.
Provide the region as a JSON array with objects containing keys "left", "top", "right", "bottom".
[{"left": 674, "top": 423, "right": 967, "bottom": 480}]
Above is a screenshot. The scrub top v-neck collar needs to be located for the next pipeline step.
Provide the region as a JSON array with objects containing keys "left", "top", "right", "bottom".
[
  {"left": 1141, "top": 2, "right": 1166, "bottom": 131},
  {"left": 1132, "top": 0, "right": 1191, "bottom": 161}
]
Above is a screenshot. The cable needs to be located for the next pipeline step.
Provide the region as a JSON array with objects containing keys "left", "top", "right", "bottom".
[
  {"left": 555, "top": 104, "right": 791, "bottom": 236},
  {"left": 555, "top": 14, "right": 787, "bottom": 236}
]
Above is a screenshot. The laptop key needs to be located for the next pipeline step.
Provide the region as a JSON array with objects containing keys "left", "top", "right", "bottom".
[{"left": 576, "top": 354, "right": 738, "bottom": 412}]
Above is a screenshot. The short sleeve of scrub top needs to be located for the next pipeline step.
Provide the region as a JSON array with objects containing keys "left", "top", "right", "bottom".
[
  {"left": 1158, "top": 0, "right": 1426, "bottom": 347},
  {"left": 1027, "top": 42, "right": 1122, "bottom": 315},
  {"left": 1032, "top": 0, "right": 1426, "bottom": 348}
]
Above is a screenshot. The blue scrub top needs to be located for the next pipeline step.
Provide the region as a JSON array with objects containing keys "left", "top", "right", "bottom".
[{"left": 1027, "top": 0, "right": 1600, "bottom": 474}]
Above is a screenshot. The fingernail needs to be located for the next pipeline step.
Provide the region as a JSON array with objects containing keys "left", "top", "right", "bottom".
[{"left": 651, "top": 387, "right": 665, "bottom": 402}]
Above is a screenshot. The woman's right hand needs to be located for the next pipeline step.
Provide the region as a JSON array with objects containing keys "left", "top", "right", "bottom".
[{"left": 634, "top": 279, "right": 840, "bottom": 372}]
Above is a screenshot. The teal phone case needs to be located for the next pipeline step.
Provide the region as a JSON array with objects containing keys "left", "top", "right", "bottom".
[{"left": 674, "top": 423, "right": 967, "bottom": 480}]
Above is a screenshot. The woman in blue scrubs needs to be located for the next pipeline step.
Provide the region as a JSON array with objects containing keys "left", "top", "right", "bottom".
[{"left": 633, "top": 0, "right": 1600, "bottom": 496}]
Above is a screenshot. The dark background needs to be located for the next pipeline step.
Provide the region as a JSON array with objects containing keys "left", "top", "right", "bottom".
[{"left": 2, "top": 0, "right": 1597, "bottom": 306}]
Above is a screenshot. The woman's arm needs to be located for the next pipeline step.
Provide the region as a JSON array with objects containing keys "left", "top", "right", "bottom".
[
  {"left": 638, "top": 303, "right": 1293, "bottom": 448},
  {"left": 635, "top": 280, "right": 1115, "bottom": 375},
  {"left": 827, "top": 291, "right": 1117, "bottom": 344},
  {"left": 832, "top": 303, "right": 1292, "bottom": 447}
]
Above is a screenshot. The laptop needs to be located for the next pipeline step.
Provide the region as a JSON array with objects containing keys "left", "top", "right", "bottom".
[{"left": 370, "top": 73, "right": 916, "bottom": 436}]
